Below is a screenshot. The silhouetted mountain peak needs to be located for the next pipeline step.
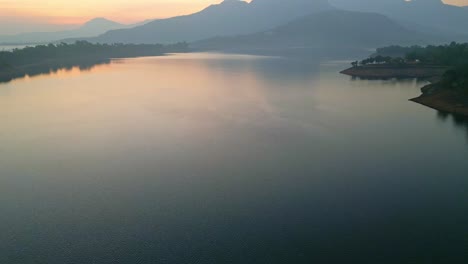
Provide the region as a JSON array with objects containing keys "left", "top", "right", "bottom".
[
  {"left": 206, "top": 0, "right": 248, "bottom": 9},
  {"left": 251, "top": 0, "right": 329, "bottom": 6},
  {"left": 220, "top": 0, "right": 245, "bottom": 4},
  {"left": 197, "top": 0, "right": 248, "bottom": 16},
  {"left": 248, "top": 0, "right": 333, "bottom": 21},
  {"left": 82, "top": 18, "right": 123, "bottom": 29},
  {"left": 91, "top": 0, "right": 335, "bottom": 44},
  {"left": 86, "top": 17, "right": 111, "bottom": 23}
]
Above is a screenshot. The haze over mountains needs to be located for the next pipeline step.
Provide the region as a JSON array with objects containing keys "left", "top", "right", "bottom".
[
  {"left": 328, "top": 0, "right": 468, "bottom": 36},
  {"left": 4, "top": 0, "right": 468, "bottom": 53},
  {"left": 0, "top": 18, "right": 151, "bottom": 44},
  {"left": 192, "top": 10, "right": 432, "bottom": 54},
  {"left": 83, "top": 0, "right": 468, "bottom": 52},
  {"left": 89, "top": 0, "right": 333, "bottom": 44}
]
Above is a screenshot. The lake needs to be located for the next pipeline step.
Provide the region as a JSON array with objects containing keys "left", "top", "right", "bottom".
[{"left": 0, "top": 53, "right": 467, "bottom": 264}]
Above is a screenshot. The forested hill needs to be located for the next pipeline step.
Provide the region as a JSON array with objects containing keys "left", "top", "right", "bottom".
[
  {"left": 0, "top": 41, "right": 189, "bottom": 67},
  {"left": 0, "top": 41, "right": 189, "bottom": 83}
]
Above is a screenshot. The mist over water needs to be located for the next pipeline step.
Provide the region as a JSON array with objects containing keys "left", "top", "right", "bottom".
[{"left": 0, "top": 53, "right": 467, "bottom": 263}]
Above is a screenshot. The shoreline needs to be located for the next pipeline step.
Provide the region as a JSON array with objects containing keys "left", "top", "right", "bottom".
[
  {"left": 340, "top": 65, "right": 447, "bottom": 79},
  {"left": 341, "top": 65, "right": 468, "bottom": 117},
  {"left": 0, "top": 57, "right": 114, "bottom": 83},
  {"left": 0, "top": 53, "right": 171, "bottom": 84},
  {"left": 410, "top": 83, "right": 468, "bottom": 117},
  {"left": 0, "top": 41, "right": 190, "bottom": 84}
]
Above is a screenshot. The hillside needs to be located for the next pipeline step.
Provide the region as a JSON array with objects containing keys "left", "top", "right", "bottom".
[
  {"left": 89, "top": 0, "right": 333, "bottom": 44},
  {"left": 192, "top": 10, "right": 435, "bottom": 54}
]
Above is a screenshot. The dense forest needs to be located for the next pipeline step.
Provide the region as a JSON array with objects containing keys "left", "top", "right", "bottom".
[
  {"left": 440, "top": 64, "right": 468, "bottom": 93},
  {"left": 0, "top": 41, "right": 189, "bottom": 67}
]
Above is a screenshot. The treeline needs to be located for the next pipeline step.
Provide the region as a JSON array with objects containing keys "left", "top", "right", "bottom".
[
  {"left": 441, "top": 64, "right": 468, "bottom": 92},
  {"left": 375, "top": 42, "right": 468, "bottom": 66},
  {"left": 351, "top": 55, "right": 405, "bottom": 67},
  {"left": 404, "top": 43, "right": 468, "bottom": 92},
  {"left": 0, "top": 41, "right": 189, "bottom": 67},
  {"left": 367, "top": 42, "right": 468, "bottom": 92},
  {"left": 375, "top": 45, "right": 421, "bottom": 58}
]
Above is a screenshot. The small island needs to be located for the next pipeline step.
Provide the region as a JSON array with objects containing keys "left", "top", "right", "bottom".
[
  {"left": 0, "top": 41, "right": 189, "bottom": 83},
  {"left": 341, "top": 43, "right": 468, "bottom": 117}
]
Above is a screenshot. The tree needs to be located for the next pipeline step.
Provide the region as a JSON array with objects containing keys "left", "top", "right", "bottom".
[{"left": 374, "top": 55, "right": 385, "bottom": 64}]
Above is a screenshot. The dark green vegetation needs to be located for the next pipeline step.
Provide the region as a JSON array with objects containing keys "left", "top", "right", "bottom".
[
  {"left": 0, "top": 41, "right": 189, "bottom": 83},
  {"left": 344, "top": 42, "right": 468, "bottom": 116},
  {"left": 352, "top": 55, "right": 405, "bottom": 67},
  {"left": 374, "top": 42, "right": 468, "bottom": 65},
  {"left": 440, "top": 64, "right": 468, "bottom": 93},
  {"left": 0, "top": 41, "right": 189, "bottom": 67},
  {"left": 0, "top": 62, "right": 14, "bottom": 72},
  {"left": 376, "top": 43, "right": 468, "bottom": 92}
]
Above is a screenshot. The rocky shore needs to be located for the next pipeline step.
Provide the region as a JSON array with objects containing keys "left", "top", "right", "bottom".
[{"left": 340, "top": 65, "right": 447, "bottom": 79}]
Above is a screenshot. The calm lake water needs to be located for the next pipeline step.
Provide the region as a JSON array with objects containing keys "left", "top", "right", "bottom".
[{"left": 0, "top": 53, "right": 467, "bottom": 264}]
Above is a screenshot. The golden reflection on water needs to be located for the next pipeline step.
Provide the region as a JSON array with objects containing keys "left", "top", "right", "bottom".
[
  {"left": 0, "top": 54, "right": 282, "bottom": 166},
  {"left": 0, "top": 53, "right": 466, "bottom": 175}
]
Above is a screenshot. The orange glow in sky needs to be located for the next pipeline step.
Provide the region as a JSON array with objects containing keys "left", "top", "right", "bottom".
[
  {"left": 0, "top": 0, "right": 224, "bottom": 25},
  {"left": 0, "top": 0, "right": 467, "bottom": 25}
]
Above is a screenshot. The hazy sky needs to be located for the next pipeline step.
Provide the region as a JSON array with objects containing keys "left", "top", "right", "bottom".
[
  {"left": 0, "top": 0, "right": 467, "bottom": 34},
  {"left": 0, "top": 0, "right": 221, "bottom": 25}
]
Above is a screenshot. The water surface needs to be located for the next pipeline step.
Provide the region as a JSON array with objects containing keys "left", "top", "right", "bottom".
[{"left": 0, "top": 53, "right": 467, "bottom": 264}]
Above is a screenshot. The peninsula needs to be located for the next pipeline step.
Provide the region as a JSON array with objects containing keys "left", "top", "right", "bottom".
[
  {"left": 341, "top": 43, "right": 468, "bottom": 117},
  {"left": 0, "top": 41, "right": 189, "bottom": 83}
]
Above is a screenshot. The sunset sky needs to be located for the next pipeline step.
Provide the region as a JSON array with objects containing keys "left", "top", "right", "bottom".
[{"left": 0, "top": 0, "right": 467, "bottom": 34}]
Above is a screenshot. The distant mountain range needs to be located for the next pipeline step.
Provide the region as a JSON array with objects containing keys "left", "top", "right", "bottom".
[
  {"left": 328, "top": 0, "right": 468, "bottom": 37},
  {"left": 0, "top": 18, "right": 151, "bottom": 44},
  {"left": 4, "top": 0, "right": 468, "bottom": 54},
  {"left": 89, "top": 0, "right": 333, "bottom": 44},
  {"left": 84, "top": 0, "right": 468, "bottom": 51},
  {"left": 192, "top": 10, "right": 435, "bottom": 55}
]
